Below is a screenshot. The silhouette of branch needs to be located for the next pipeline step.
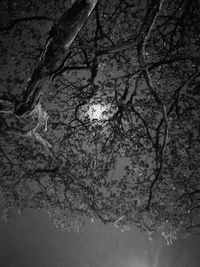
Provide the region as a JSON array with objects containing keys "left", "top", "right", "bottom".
[
  {"left": 135, "top": 0, "right": 166, "bottom": 210},
  {"left": 0, "top": 16, "right": 53, "bottom": 33}
]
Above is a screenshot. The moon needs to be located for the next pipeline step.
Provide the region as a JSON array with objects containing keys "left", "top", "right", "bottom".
[{"left": 88, "top": 104, "right": 108, "bottom": 121}]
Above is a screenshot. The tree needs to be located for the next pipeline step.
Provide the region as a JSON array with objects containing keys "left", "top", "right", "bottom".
[{"left": 0, "top": 0, "right": 200, "bottom": 244}]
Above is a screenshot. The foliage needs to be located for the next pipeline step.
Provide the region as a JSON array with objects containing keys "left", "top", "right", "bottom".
[{"left": 0, "top": 0, "right": 200, "bottom": 244}]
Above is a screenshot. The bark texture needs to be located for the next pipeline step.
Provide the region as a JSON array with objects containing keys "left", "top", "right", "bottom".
[{"left": 1, "top": 0, "right": 98, "bottom": 117}]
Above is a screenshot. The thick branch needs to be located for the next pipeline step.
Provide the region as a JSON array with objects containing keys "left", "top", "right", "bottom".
[{"left": 1, "top": 0, "right": 99, "bottom": 118}]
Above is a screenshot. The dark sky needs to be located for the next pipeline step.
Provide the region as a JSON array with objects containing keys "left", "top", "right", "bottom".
[{"left": 0, "top": 210, "right": 200, "bottom": 267}]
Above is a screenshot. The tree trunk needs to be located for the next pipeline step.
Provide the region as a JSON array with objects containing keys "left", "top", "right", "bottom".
[{"left": 5, "top": 0, "right": 98, "bottom": 117}]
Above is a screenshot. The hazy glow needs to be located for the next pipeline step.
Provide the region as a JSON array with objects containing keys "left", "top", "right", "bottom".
[{"left": 88, "top": 104, "right": 108, "bottom": 120}]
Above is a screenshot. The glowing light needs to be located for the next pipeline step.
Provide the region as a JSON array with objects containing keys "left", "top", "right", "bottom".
[{"left": 88, "top": 104, "right": 108, "bottom": 120}]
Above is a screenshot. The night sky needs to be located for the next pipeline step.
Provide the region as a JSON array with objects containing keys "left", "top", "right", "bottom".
[
  {"left": 1, "top": 1, "right": 200, "bottom": 267},
  {"left": 0, "top": 210, "right": 200, "bottom": 267}
]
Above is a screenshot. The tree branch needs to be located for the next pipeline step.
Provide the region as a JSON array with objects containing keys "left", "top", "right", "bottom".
[
  {"left": 0, "top": 0, "right": 99, "bottom": 118},
  {"left": 0, "top": 16, "right": 53, "bottom": 33},
  {"left": 136, "top": 0, "right": 166, "bottom": 210}
]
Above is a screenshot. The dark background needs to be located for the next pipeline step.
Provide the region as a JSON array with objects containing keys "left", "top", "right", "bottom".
[
  {"left": 0, "top": 210, "right": 200, "bottom": 267},
  {"left": 1, "top": 1, "right": 200, "bottom": 266}
]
